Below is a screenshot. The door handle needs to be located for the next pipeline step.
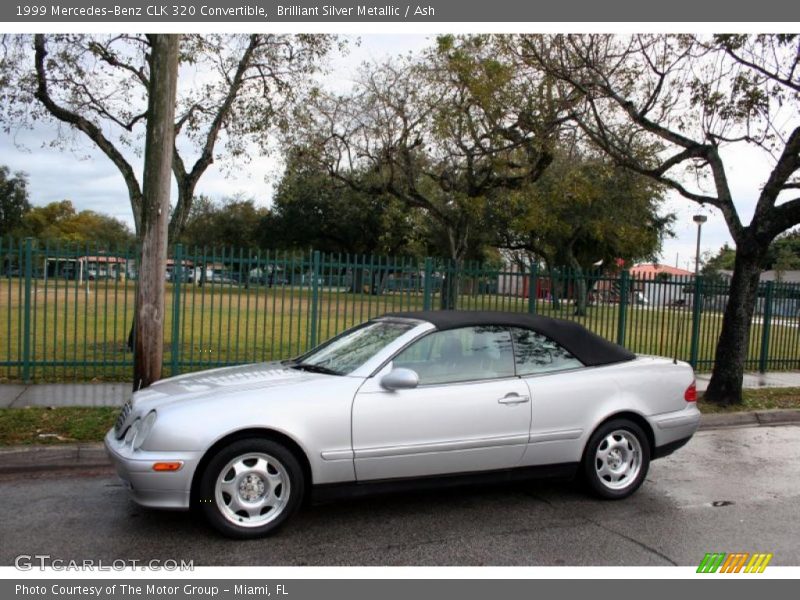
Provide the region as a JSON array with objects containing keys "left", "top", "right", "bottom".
[{"left": 498, "top": 393, "right": 530, "bottom": 404}]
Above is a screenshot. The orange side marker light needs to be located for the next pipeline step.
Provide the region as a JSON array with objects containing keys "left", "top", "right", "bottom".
[{"left": 152, "top": 462, "right": 183, "bottom": 472}]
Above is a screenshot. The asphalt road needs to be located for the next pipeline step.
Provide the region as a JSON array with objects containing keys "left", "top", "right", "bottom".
[{"left": 2, "top": 424, "right": 799, "bottom": 567}]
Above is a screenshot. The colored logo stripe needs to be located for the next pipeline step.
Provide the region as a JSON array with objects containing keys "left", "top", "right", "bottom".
[
  {"left": 745, "top": 553, "right": 773, "bottom": 573},
  {"left": 720, "top": 553, "right": 749, "bottom": 573},
  {"left": 697, "top": 553, "right": 726, "bottom": 573},
  {"left": 697, "top": 552, "right": 773, "bottom": 573}
]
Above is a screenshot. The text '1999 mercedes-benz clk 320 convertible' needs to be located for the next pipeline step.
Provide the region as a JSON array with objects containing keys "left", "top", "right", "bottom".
[{"left": 106, "top": 310, "right": 700, "bottom": 538}]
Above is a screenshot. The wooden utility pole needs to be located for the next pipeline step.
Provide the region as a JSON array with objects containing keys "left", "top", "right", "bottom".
[{"left": 133, "top": 35, "right": 179, "bottom": 391}]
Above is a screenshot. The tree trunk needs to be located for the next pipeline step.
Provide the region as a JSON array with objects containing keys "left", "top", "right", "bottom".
[
  {"left": 372, "top": 267, "right": 391, "bottom": 296},
  {"left": 567, "top": 256, "right": 588, "bottom": 316},
  {"left": 133, "top": 35, "right": 179, "bottom": 392},
  {"left": 168, "top": 184, "right": 192, "bottom": 241},
  {"left": 349, "top": 267, "right": 364, "bottom": 294},
  {"left": 439, "top": 257, "right": 460, "bottom": 310},
  {"left": 549, "top": 267, "right": 561, "bottom": 310},
  {"left": 703, "top": 245, "right": 765, "bottom": 405},
  {"left": 573, "top": 274, "right": 588, "bottom": 316}
]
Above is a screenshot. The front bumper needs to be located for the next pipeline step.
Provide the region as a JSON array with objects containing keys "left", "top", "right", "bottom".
[{"left": 104, "top": 429, "right": 202, "bottom": 510}]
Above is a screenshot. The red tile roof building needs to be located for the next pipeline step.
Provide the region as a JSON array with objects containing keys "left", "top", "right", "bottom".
[{"left": 630, "top": 263, "right": 694, "bottom": 278}]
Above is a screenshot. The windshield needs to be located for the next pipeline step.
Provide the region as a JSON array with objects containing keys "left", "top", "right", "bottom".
[{"left": 291, "top": 320, "right": 417, "bottom": 375}]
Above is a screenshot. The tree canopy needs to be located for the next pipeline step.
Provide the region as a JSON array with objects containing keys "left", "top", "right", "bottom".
[
  {"left": 495, "top": 150, "right": 672, "bottom": 272},
  {"left": 262, "top": 154, "right": 419, "bottom": 257},
  {"left": 0, "top": 166, "right": 31, "bottom": 238},
  {"left": 176, "top": 195, "right": 269, "bottom": 251},
  {"left": 13, "top": 199, "right": 135, "bottom": 246},
  {"left": 290, "top": 35, "right": 567, "bottom": 267}
]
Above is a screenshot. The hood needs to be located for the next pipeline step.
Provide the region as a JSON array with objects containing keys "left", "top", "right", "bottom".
[{"left": 130, "top": 362, "right": 328, "bottom": 413}]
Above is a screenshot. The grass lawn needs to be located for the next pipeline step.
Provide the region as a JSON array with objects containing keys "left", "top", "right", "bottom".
[
  {"left": 1, "top": 388, "right": 798, "bottom": 446},
  {"left": 0, "top": 406, "right": 117, "bottom": 445},
  {"left": 699, "top": 386, "right": 800, "bottom": 413}
]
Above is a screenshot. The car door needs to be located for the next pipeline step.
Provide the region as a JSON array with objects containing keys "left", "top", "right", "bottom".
[{"left": 352, "top": 326, "right": 531, "bottom": 481}]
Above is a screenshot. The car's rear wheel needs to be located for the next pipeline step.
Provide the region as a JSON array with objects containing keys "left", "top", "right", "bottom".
[
  {"left": 198, "top": 438, "right": 304, "bottom": 539},
  {"left": 583, "top": 419, "right": 650, "bottom": 499}
]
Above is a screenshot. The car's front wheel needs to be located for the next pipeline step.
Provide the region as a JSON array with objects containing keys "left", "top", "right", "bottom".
[
  {"left": 198, "top": 438, "right": 304, "bottom": 539},
  {"left": 583, "top": 419, "right": 650, "bottom": 499}
]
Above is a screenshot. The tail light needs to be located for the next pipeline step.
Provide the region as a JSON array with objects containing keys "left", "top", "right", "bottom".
[{"left": 684, "top": 380, "right": 697, "bottom": 402}]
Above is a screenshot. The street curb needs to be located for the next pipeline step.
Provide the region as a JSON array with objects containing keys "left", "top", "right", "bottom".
[
  {"left": 754, "top": 409, "right": 800, "bottom": 425},
  {"left": 0, "top": 443, "right": 109, "bottom": 473},
  {"left": 0, "top": 409, "right": 798, "bottom": 473},
  {"left": 699, "top": 408, "right": 800, "bottom": 430},
  {"left": 699, "top": 412, "right": 758, "bottom": 429}
]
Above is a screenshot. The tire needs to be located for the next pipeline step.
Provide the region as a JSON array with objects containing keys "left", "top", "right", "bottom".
[
  {"left": 582, "top": 419, "right": 650, "bottom": 500},
  {"left": 198, "top": 438, "right": 305, "bottom": 539}
]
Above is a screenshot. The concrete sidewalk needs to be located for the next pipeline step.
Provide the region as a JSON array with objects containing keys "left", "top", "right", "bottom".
[
  {"left": 695, "top": 371, "right": 800, "bottom": 391},
  {"left": 0, "top": 383, "right": 130, "bottom": 408},
  {"left": 0, "top": 370, "right": 799, "bottom": 408}
]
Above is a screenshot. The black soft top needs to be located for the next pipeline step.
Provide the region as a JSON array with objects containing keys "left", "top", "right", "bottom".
[{"left": 380, "top": 310, "right": 636, "bottom": 367}]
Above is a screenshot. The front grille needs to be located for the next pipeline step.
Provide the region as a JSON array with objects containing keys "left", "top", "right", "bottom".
[{"left": 114, "top": 400, "right": 133, "bottom": 436}]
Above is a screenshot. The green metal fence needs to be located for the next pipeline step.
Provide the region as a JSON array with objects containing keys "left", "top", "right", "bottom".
[{"left": 2, "top": 237, "right": 799, "bottom": 382}]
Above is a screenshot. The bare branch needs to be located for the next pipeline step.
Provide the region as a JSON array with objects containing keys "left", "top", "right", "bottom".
[
  {"left": 88, "top": 37, "right": 150, "bottom": 89},
  {"left": 772, "top": 197, "right": 800, "bottom": 233},
  {"left": 718, "top": 38, "right": 800, "bottom": 93},
  {"left": 33, "top": 34, "right": 143, "bottom": 231},
  {"left": 169, "top": 34, "right": 260, "bottom": 237}
]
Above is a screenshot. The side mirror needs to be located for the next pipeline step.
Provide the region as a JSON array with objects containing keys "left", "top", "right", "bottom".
[{"left": 380, "top": 368, "right": 419, "bottom": 391}]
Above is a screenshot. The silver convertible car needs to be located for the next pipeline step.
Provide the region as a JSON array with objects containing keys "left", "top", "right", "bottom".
[{"left": 106, "top": 310, "right": 700, "bottom": 538}]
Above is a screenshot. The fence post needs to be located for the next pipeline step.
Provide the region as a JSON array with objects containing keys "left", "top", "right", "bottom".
[
  {"left": 22, "top": 237, "right": 33, "bottom": 382},
  {"left": 528, "top": 262, "right": 538, "bottom": 314},
  {"left": 309, "top": 250, "right": 321, "bottom": 348},
  {"left": 689, "top": 275, "right": 704, "bottom": 369},
  {"left": 617, "top": 269, "right": 629, "bottom": 346},
  {"left": 759, "top": 281, "right": 774, "bottom": 374},
  {"left": 423, "top": 257, "right": 433, "bottom": 311},
  {"left": 170, "top": 244, "right": 183, "bottom": 377}
]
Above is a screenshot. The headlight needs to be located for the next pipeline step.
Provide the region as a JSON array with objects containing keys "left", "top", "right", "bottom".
[
  {"left": 124, "top": 419, "right": 140, "bottom": 446},
  {"left": 114, "top": 400, "right": 133, "bottom": 436},
  {"left": 132, "top": 411, "right": 157, "bottom": 450}
]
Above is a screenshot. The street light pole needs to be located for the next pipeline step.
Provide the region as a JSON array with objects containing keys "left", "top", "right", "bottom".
[{"left": 693, "top": 214, "right": 707, "bottom": 277}]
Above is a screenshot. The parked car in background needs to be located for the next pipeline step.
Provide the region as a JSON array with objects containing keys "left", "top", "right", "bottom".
[
  {"left": 106, "top": 310, "right": 700, "bottom": 538},
  {"left": 166, "top": 268, "right": 194, "bottom": 283},
  {"left": 249, "top": 272, "right": 288, "bottom": 287},
  {"left": 209, "top": 270, "right": 239, "bottom": 285}
]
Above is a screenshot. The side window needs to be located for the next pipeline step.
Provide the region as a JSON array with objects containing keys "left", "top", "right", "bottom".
[
  {"left": 393, "top": 326, "right": 515, "bottom": 385},
  {"left": 511, "top": 327, "right": 584, "bottom": 376}
]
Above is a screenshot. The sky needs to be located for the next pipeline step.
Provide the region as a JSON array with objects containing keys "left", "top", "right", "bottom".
[{"left": 0, "top": 34, "right": 789, "bottom": 270}]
